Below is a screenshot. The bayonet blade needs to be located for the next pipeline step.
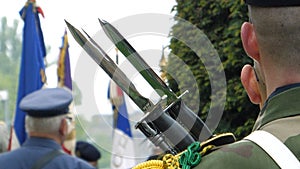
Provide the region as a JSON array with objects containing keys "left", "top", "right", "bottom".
[
  {"left": 65, "top": 20, "right": 152, "bottom": 111},
  {"left": 66, "top": 21, "right": 196, "bottom": 152},
  {"left": 99, "top": 19, "right": 213, "bottom": 140}
]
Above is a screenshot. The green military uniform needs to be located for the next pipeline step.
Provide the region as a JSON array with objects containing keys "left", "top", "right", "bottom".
[
  {"left": 192, "top": 0, "right": 300, "bottom": 168},
  {"left": 194, "top": 84, "right": 300, "bottom": 168}
]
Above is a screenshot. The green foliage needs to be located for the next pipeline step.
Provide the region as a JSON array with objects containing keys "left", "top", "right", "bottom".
[
  {"left": 0, "top": 17, "right": 22, "bottom": 123},
  {"left": 167, "top": 0, "right": 259, "bottom": 139}
]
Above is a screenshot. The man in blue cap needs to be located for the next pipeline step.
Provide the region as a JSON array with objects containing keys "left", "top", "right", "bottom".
[
  {"left": 75, "top": 141, "right": 101, "bottom": 168},
  {"left": 186, "top": 0, "right": 300, "bottom": 168},
  {"left": 0, "top": 88, "right": 94, "bottom": 169}
]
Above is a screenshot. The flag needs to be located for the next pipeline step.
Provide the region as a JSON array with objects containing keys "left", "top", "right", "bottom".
[
  {"left": 57, "top": 30, "right": 72, "bottom": 90},
  {"left": 108, "top": 80, "right": 136, "bottom": 169},
  {"left": 13, "top": 0, "right": 46, "bottom": 145},
  {"left": 57, "top": 30, "right": 76, "bottom": 155}
]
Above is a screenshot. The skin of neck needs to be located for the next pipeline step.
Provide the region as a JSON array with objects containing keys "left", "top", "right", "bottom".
[{"left": 260, "top": 57, "right": 300, "bottom": 98}]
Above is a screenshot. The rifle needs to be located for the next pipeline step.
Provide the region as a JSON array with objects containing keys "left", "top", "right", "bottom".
[
  {"left": 65, "top": 20, "right": 213, "bottom": 154},
  {"left": 99, "top": 19, "right": 213, "bottom": 141}
]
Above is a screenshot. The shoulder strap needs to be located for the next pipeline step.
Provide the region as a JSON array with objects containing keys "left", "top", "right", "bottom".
[
  {"left": 31, "top": 149, "right": 65, "bottom": 169},
  {"left": 244, "top": 130, "right": 300, "bottom": 169}
]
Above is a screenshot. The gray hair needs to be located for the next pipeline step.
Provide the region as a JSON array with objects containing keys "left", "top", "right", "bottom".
[{"left": 25, "top": 115, "right": 66, "bottom": 135}]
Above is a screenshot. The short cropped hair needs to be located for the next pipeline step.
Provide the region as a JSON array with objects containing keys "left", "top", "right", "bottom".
[
  {"left": 25, "top": 114, "right": 65, "bottom": 135},
  {"left": 249, "top": 6, "right": 300, "bottom": 69}
]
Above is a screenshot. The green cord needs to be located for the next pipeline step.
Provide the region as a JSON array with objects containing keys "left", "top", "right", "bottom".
[{"left": 179, "top": 142, "right": 202, "bottom": 169}]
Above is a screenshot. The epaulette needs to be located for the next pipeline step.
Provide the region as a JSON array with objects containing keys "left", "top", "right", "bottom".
[
  {"left": 200, "top": 132, "right": 236, "bottom": 155},
  {"left": 132, "top": 133, "right": 236, "bottom": 169}
]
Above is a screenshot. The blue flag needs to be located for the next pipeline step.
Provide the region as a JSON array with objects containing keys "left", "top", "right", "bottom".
[
  {"left": 57, "top": 31, "right": 72, "bottom": 90},
  {"left": 14, "top": 1, "right": 46, "bottom": 144},
  {"left": 108, "top": 80, "right": 136, "bottom": 169}
]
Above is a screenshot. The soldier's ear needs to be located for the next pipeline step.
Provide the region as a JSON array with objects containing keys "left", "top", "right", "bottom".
[
  {"left": 241, "top": 22, "right": 260, "bottom": 61},
  {"left": 241, "top": 64, "right": 262, "bottom": 104},
  {"left": 59, "top": 118, "right": 68, "bottom": 136}
]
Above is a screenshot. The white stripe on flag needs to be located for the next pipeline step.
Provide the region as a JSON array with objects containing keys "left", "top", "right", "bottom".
[{"left": 111, "top": 129, "right": 136, "bottom": 169}]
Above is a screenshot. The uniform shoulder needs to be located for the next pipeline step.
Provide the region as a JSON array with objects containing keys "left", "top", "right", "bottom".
[{"left": 193, "top": 140, "right": 279, "bottom": 169}]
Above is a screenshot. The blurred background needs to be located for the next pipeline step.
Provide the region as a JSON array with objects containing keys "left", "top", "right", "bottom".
[{"left": 0, "top": 0, "right": 259, "bottom": 168}]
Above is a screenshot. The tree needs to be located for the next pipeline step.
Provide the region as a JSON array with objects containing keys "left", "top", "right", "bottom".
[
  {"left": 0, "top": 17, "right": 22, "bottom": 123},
  {"left": 166, "top": 0, "right": 259, "bottom": 140}
]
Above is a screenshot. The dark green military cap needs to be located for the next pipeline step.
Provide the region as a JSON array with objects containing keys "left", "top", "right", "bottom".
[
  {"left": 245, "top": 0, "right": 300, "bottom": 7},
  {"left": 19, "top": 88, "right": 73, "bottom": 117}
]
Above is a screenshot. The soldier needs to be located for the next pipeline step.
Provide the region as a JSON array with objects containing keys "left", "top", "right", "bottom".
[
  {"left": 0, "top": 88, "right": 94, "bottom": 169},
  {"left": 75, "top": 141, "right": 101, "bottom": 168},
  {"left": 192, "top": 0, "right": 300, "bottom": 168}
]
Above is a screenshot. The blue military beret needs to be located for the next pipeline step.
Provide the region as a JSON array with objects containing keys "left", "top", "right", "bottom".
[
  {"left": 245, "top": 0, "right": 300, "bottom": 7},
  {"left": 75, "top": 141, "right": 101, "bottom": 162},
  {"left": 19, "top": 88, "right": 73, "bottom": 117}
]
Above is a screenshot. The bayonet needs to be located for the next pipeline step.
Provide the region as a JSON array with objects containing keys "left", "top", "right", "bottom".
[
  {"left": 65, "top": 20, "right": 195, "bottom": 153},
  {"left": 65, "top": 20, "right": 151, "bottom": 111},
  {"left": 99, "top": 19, "right": 212, "bottom": 141}
]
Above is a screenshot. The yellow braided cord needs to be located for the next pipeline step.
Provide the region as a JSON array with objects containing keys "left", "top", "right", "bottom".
[
  {"left": 132, "top": 144, "right": 215, "bottom": 169},
  {"left": 163, "top": 154, "right": 180, "bottom": 169},
  {"left": 132, "top": 160, "right": 164, "bottom": 169},
  {"left": 132, "top": 153, "right": 181, "bottom": 169}
]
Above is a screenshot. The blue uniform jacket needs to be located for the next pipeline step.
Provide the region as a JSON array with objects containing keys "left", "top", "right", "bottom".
[{"left": 0, "top": 137, "right": 94, "bottom": 169}]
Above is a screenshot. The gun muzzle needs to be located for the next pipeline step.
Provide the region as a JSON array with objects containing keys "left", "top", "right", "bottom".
[
  {"left": 140, "top": 103, "right": 195, "bottom": 153},
  {"left": 167, "top": 100, "right": 213, "bottom": 141},
  {"left": 135, "top": 122, "right": 177, "bottom": 155}
]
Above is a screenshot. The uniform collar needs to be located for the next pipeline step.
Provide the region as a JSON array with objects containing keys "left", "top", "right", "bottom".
[
  {"left": 253, "top": 83, "right": 300, "bottom": 130},
  {"left": 22, "top": 137, "right": 62, "bottom": 150}
]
